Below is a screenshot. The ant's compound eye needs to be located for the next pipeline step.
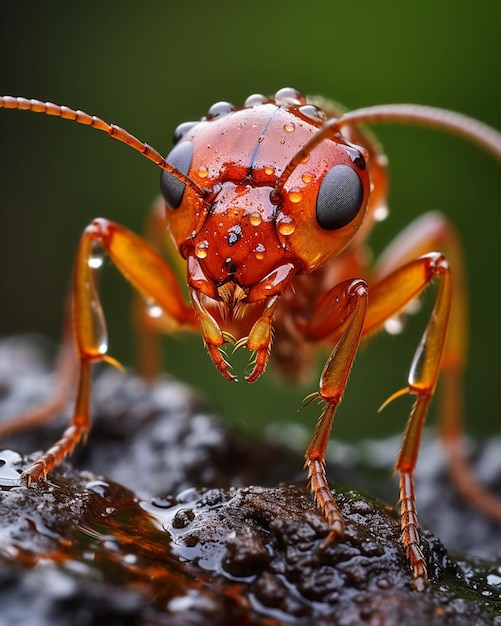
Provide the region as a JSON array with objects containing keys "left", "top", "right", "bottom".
[
  {"left": 160, "top": 141, "right": 193, "bottom": 209},
  {"left": 316, "top": 165, "right": 364, "bottom": 230}
]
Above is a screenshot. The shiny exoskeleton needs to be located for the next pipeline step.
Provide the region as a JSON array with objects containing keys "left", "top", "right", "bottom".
[{"left": 2, "top": 87, "right": 501, "bottom": 589}]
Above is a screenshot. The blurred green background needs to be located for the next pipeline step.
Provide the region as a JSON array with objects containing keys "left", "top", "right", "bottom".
[{"left": 0, "top": 1, "right": 499, "bottom": 446}]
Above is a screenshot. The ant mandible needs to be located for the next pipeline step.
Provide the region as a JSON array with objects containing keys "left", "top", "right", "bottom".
[{"left": 1, "top": 87, "right": 501, "bottom": 589}]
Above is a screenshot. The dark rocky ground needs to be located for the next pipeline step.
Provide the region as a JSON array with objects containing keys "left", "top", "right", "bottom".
[{"left": 0, "top": 336, "right": 500, "bottom": 626}]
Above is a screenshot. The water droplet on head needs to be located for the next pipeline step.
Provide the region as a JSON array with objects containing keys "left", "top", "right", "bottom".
[
  {"left": 172, "top": 121, "right": 199, "bottom": 144},
  {"left": 277, "top": 217, "right": 296, "bottom": 236},
  {"left": 254, "top": 243, "right": 266, "bottom": 260},
  {"left": 283, "top": 122, "right": 295, "bottom": 133},
  {"left": 288, "top": 188, "right": 302, "bottom": 203},
  {"left": 298, "top": 104, "right": 327, "bottom": 123},
  {"left": 302, "top": 173, "right": 312, "bottom": 184},
  {"left": 227, "top": 224, "right": 242, "bottom": 247},
  {"left": 244, "top": 93, "right": 268, "bottom": 107},
  {"left": 274, "top": 87, "right": 307, "bottom": 106},
  {"left": 197, "top": 166, "right": 208, "bottom": 179},
  {"left": 250, "top": 213, "right": 262, "bottom": 226},
  {"left": 195, "top": 240, "right": 209, "bottom": 259},
  {"left": 264, "top": 166, "right": 274, "bottom": 176},
  {"left": 206, "top": 101, "right": 235, "bottom": 120}
]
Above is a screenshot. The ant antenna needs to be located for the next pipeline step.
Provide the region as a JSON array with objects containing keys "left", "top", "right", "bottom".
[
  {"left": 271, "top": 118, "right": 343, "bottom": 203},
  {"left": 336, "top": 104, "right": 501, "bottom": 162},
  {"left": 272, "top": 102, "right": 501, "bottom": 201},
  {"left": 0, "top": 96, "right": 206, "bottom": 197}
]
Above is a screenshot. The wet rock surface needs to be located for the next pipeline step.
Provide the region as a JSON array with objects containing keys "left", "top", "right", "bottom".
[{"left": 0, "top": 337, "right": 500, "bottom": 625}]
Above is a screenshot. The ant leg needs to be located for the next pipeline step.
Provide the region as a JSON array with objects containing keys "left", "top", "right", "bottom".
[
  {"left": 22, "top": 217, "right": 197, "bottom": 483},
  {"left": 371, "top": 212, "right": 501, "bottom": 524},
  {"left": 304, "top": 278, "right": 368, "bottom": 542},
  {"left": 308, "top": 246, "right": 452, "bottom": 584},
  {"left": 22, "top": 359, "right": 92, "bottom": 484},
  {"left": 362, "top": 251, "right": 453, "bottom": 586}
]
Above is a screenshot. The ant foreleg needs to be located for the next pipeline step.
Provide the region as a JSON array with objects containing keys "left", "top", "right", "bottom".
[{"left": 21, "top": 217, "right": 197, "bottom": 482}]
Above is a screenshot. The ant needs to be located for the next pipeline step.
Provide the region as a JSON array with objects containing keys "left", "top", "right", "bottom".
[{"left": 1, "top": 87, "right": 501, "bottom": 589}]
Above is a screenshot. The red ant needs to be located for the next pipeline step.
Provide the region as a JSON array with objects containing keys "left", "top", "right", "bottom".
[{"left": 1, "top": 87, "right": 501, "bottom": 588}]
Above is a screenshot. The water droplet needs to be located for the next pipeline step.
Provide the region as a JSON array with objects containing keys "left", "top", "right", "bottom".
[
  {"left": 302, "top": 173, "right": 312, "bottom": 184},
  {"left": 278, "top": 218, "right": 296, "bottom": 236},
  {"left": 487, "top": 574, "right": 501, "bottom": 586},
  {"left": 98, "top": 341, "right": 108, "bottom": 354},
  {"left": 283, "top": 122, "right": 295, "bottom": 133},
  {"left": 0, "top": 450, "right": 23, "bottom": 488},
  {"left": 288, "top": 188, "right": 302, "bottom": 203},
  {"left": 195, "top": 241, "right": 209, "bottom": 259},
  {"left": 254, "top": 243, "right": 266, "bottom": 260},
  {"left": 374, "top": 205, "right": 389, "bottom": 222},
  {"left": 86, "top": 479, "right": 112, "bottom": 497},
  {"left": 384, "top": 317, "right": 404, "bottom": 335},
  {"left": 206, "top": 101, "right": 235, "bottom": 120},
  {"left": 103, "top": 538, "right": 120, "bottom": 552},
  {"left": 264, "top": 166, "right": 274, "bottom": 176},
  {"left": 173, "top": 121, "right": 198, "bottom": 144},
  {"left": 88, "top": 257, "right": 103, "bottom": 269},
  {"left": 298, "top": 104, "right": 327, "bottom": 122},
  {"left": 197, "top": 165, "right": 208, "bottom": 179},
  {"left": 123, "top": 554, "right": 137, "bottom": 565},
  {"left": 89, "top": 244, "right": 104, "bottom": 269},
  {"left": 244, "top": 93, "right": 267, "bottom": 107},
  {"left": 250, "top": 214, "right": 262, "bottom": 226},
  {"left": 145, "top": 299, "right": 163, "bottom": 318},
  {"left": 274, "top": 88, "right": 306, "bottom": 106},
  {"left": 346, "top": 146, "right": 366, "bottom": 170},
  {"left": 227, "top": 225, "right": 242, "bottom": 247}
]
